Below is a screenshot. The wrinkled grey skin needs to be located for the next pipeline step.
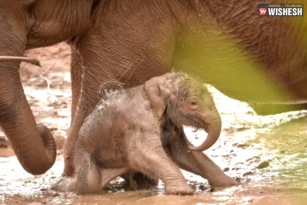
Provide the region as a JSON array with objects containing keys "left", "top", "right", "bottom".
[
  {"left": 0, "top": 0, "right": 306, "bottom": 178},
  {"left": 51, "top": 72, "right": 238, "bottom": 195}
]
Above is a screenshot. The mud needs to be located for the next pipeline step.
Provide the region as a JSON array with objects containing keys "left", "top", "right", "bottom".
[{"left": 0, "top": 42, "right": 306, "bottom": 204}]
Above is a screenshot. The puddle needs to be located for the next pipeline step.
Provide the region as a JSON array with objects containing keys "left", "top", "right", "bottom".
[{"left": 0, "top": 43, "right": 306, "bottom": 204}]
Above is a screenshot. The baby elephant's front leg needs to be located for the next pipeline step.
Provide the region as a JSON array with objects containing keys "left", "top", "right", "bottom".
[
  {"left": 129, "top": 135, "right": 194, "bottom": 195},
  {"left": 169, "top": 130, "right": 239, "bottom": 188}
]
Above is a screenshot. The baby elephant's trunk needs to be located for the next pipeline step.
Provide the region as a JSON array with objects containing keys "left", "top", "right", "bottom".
[{"left": 188, "top": 112, "right": 222, "bottom": 152}]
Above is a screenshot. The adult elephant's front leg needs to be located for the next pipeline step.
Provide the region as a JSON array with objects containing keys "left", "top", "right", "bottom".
[
  {"left": 169, "top": 128, "right": 239, "bottom": 187},
  {"left": 63, "top": 83, "right": 93, "bottom": 176}
]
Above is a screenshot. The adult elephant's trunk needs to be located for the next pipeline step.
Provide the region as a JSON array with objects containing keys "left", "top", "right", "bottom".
[
  {"left": 188, "top": 111, "right": 222, "bottom": 152},
  {"left": 0, "top": 2, "right": 56, "bottom": 175},
  {"left": 0, "top": 61, "right": 56, "bottom": 175}
]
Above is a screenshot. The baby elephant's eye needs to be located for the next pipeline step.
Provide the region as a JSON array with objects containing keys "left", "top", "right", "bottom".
[{"left": 190, "top": 101, "right": 198, "bottom": 110}]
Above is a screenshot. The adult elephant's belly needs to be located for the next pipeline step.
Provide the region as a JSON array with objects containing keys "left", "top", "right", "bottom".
[
  {"left": 172, "top": 30, "right": 307, "bottom": 115},
  {"left": 174, "top": 55, "right": 307, "bottom": 114}
]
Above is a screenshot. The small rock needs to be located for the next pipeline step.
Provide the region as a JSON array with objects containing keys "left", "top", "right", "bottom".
[
  {"left": 236, "top": 143, "right": 249, "bottom": 148},
  {"left": 49, "top": 127, "right": 58, "bottom": 131},
  {"left": 190, "top": 184, "right": 196, "bottom": 190},
  {"left": 198, "top": 184, "right": 206, "bottom": 191},
  {"left": 223, "top": 167, "right": 230, "bottom": 172},
  {"left": 247, "top": 198, "right": 254, "bottom": 203},
  {"left": 257, "top": 161, "right": 270, "bottom": 169},
  {"left": 208, "top": 187, "right": 215, "bottom": 192},
  {"left": 0, "top": 135, "right": 10, "bottom": 148},
  {"left": 50, "top": 192, "right": 59, "bottom": 197},
  {"left": 234, "top": 177, "right": 241, "bottom": 183},
  {"left": 232, "top": 167, "right": 240, "bottom": 171},
  {"left": 243, "top": 171, "right": 254, "bottom": 177}
]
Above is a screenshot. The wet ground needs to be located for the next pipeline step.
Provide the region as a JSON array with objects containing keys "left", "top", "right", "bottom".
[{"left": 0, "top": 43, "right": 306, "bottom": 204}]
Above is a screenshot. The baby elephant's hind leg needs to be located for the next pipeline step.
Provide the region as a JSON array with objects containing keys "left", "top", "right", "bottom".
[
  {"left": 100, "top": 168, "right": 129, "bottom": 188},
  {"left": 51, "top": 176, "right": 78, "bottom": 193},
  {"left": 121, "top": 172, "right": 159, "bottom": 190},
  {"left": 51, "top": 151, "right": 101, "bottom": 193}
]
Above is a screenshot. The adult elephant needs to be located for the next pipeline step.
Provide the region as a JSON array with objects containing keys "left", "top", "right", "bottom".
[{"left": 0, "top": 0, "right": 306, "bottom": 180}]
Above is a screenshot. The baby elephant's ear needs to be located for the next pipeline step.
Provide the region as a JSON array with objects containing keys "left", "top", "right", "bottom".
[{"left": 143, "top": 78, "right": 167, "bottom": 120}]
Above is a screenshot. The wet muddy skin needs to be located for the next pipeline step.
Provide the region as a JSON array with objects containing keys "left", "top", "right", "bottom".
[{"left": 0, "top": 43, "right": 306, "bottom": 204}]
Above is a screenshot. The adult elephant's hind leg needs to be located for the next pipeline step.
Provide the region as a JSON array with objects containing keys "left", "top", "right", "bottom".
[
  {"left": 69, "top": 50, "right": 83, "bottom": 127},
  {"left": 62, "top": 48, "right": 83, "bottom": 177}
]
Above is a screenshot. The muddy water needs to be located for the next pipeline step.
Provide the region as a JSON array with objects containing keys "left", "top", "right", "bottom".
[{"left": 0, "top": 84, "right": 307, "bottom": 204}]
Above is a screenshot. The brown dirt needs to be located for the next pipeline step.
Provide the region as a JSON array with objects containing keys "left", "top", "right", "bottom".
[{"left": 0, "top": 42, "right": 306, "bottom": 204}]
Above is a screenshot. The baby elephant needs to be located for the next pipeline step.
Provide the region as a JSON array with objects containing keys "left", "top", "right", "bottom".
[{"left": 52, "top": 72, "right": 238, "bottom": 194}]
